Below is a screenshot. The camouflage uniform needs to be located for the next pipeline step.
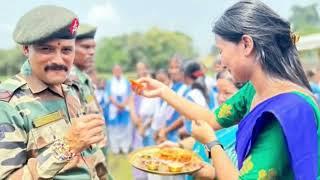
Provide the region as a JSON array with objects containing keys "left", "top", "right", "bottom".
[
  {"left": 71, "top": 22, "right": 100, "bottom": 115},
  {"left": 69, "top": 65, "right": 101, "bottom": 115},
  {"left": 0, "top": 62, "right": 110, "bottom": 179},
  {"left": 71, "top": 22, "right": 110, "bottom": 165},
  {"left": 69, "top": 65, "right": 110, "bottom": 157}
]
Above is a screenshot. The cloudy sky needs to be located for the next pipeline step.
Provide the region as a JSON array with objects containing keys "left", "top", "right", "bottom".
[{"left": 0, "top": 0, "right": 317, "bottom": 55}]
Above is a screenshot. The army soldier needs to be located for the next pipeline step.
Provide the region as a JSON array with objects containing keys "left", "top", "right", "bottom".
[
  {"left": 69, "top": 24, "right": 101, "bottom": 116},
  {"left": 69, "top": 24, "right": 110, "bottom": 159},
  {"left": 0, "top": 5, "right": 109, "bottom": 179}
]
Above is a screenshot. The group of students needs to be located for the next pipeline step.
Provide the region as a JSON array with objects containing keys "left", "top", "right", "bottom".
[
  {"left": 98, "top": 55, "right": 247, "bottom": 179},
  {"left": 99, "top": 58, "right": 212, "bottom": 149}
]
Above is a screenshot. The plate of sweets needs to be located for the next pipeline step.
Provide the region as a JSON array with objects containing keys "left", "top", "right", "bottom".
[{"left": 128, "top": 146, "right": 203, "bottom": 175}]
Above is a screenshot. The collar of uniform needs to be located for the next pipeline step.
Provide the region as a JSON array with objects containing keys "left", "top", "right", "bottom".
[
  {"left": 25, "top": 74, "right": 65, "bottom": 97},
  {"left": 64, "top": 76, "right": 75, "bottom": 86},
  {"left": 72, "top": 65, "right": 81, "bottom": 74},
  {"left": 72, "top": 65, "right": 90, "bottom": 85},
  {"left": 25, "top": 73, "right": 48, "bottom": 94},
  {"left": 61, "top": 84, "right": 70, "bottom": 94},
  {"left": 68, "top": 65, "right": 80, "bottom": 82},
  {"left": 65, "top": 71, "right": 81, "bottom": 91}
]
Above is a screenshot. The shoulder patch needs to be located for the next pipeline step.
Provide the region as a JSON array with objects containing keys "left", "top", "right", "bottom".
[
  {"left": 0, "top": 91, "right": 13, "bottom": 102},
  {"left": 0, "top": 75, "right": 27, "bottom": 102}
]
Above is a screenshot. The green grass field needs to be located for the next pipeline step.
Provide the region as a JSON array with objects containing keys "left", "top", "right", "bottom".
[{"left": 108, "top": 153, "right": 134, "bottom": 180}]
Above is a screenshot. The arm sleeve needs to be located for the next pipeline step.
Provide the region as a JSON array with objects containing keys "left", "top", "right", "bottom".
[
  {"left": 214, "top": 82, "right": 255, "bottom": 128},
  {"left": 0, "top": 101, "right": 68, "bottom": 179}
]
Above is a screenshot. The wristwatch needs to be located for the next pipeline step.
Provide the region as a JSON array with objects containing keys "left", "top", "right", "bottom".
[{"left": 204, "top": 140, "right": 223, "bottom": 159}]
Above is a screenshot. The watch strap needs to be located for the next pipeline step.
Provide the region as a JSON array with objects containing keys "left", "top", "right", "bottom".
[{"left": 205, "top": 140, "right": 223, "bottom": 159}]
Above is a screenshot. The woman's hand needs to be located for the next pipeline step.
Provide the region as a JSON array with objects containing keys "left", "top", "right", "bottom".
[
  {"left": 132, "top": 77, "right": 168, "bottom": 98},
  {"left": 192, "top": 162, "right": 215, "bottom": 179},
  {"left": 191, "top": 120, "right": 217, "bottom": 144}
]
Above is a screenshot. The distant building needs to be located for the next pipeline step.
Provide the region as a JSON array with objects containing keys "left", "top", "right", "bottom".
[{"left": 296, "top": 33, "right": 320, "bottom": 69}]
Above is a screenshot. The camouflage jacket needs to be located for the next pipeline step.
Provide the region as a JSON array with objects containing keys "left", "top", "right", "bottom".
[
  {"left": 69, "top": 65, "right": 101, "bottom": 115},
  {"left": 68, "top": 65, "right": 109, "bottom": 162},
  {"left": 0, "top": 65, "right": 109, "bottom": 179}
]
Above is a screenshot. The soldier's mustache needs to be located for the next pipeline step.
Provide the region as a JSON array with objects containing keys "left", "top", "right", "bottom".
[{"left": 44, "top": 63, "right": 68, "bottom": 72}]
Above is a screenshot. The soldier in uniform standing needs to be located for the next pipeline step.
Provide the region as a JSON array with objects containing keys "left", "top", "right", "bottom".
[
  {"left": 69, "top": 23, "right": 101, "bottom": 115},
  {"left": 69, "top": 23, "right": 110, "bottom": 163},
  {"left": 0, "top": 5, "right": 110, "bottom": 179}
]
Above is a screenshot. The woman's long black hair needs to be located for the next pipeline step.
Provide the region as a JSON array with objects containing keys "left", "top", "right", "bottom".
[{"left": 213, "top": 0, "right": 311, "bottom": 90}]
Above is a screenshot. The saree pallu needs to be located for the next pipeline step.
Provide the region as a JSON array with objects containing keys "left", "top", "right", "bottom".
[{"left": 236, "top": 92, "right": 318, "bottom": 179}]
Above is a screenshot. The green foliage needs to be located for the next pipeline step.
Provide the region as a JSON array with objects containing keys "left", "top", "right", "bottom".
[
  {"left": 289, "top": 3, "right": 320, "bottom": 35},
  {"left": 0, "top": 28, "right": 196, "bottom": 78},
  {"left": 0, "top": 46, "right": 25, "bottom": 76},
  {"left": 95, "top": 27, "right": 197, "bottom": 73}
]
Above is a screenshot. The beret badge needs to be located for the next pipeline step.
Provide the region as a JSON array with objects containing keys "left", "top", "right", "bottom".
[{"left": 69, "top": 18, "right": 79, "bottom": 35}]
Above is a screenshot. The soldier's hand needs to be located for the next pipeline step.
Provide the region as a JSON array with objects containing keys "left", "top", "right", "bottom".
[
  {"left": 65, "top": 114, "right": 105, "bottom": 154},
  {"left": 97, "top": 136, "right": 108, "bottom": 147}
]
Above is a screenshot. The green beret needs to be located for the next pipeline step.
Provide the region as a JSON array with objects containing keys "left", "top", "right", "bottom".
[
  {"left": 76, "top": 24, "right": 97, "bottom": 40},
  {"left": 13, "top": 5, "right": 79, "bottom": 45}
]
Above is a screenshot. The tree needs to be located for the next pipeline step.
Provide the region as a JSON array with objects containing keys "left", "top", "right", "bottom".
[
  {"left": 144, "top": 27, "right": 197, "bottom": 69},
  {"left": 95, "top": 35, "right": 129, "bottom": 73},
  {"left": 289, "top": 3, "right": 320, "bottom": 35},
  {"left": 95, "top": 27, "right": 197, "bottom": 73},
  {"left": 0, "top": 46, "right": 25, "bottom": 77},
  {"left": 0, "top": 28, "right": 197, "bottom": 77}
]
